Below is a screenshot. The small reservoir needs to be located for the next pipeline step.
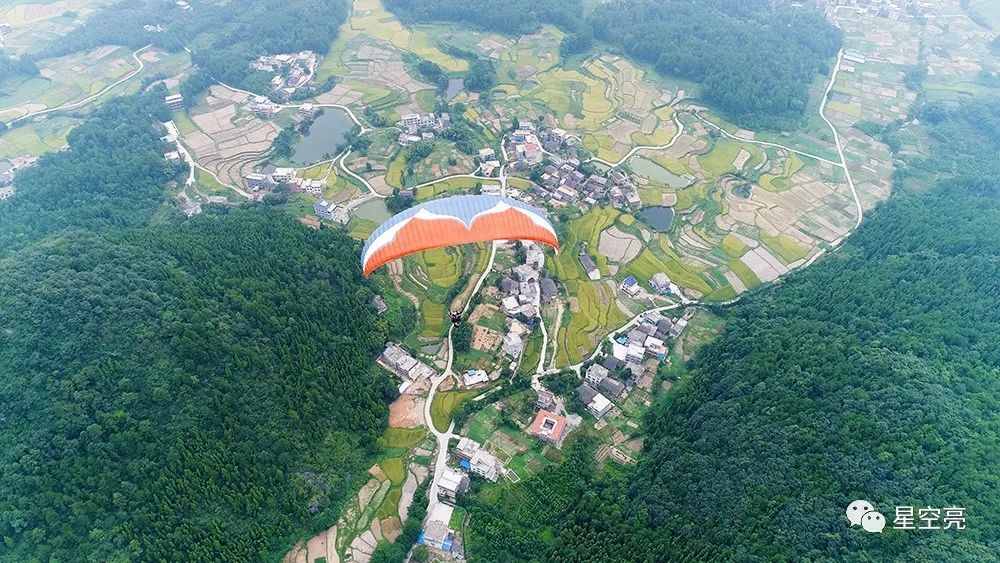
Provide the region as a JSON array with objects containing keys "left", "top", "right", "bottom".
[
  {"left": 353, "top": 198, "right": 392, "bottom": 223},
  {"left": 637, "top": 206, "right": 675, "bottom": 232},
  {"left": 289, "top": 108, "right": 354, "bottom": 165},
  {"left": 629, "top": 156, "right": 689, "bottom": 188},
  {"left": 446, "top": 78, "right": 465, "bottom": 100}
]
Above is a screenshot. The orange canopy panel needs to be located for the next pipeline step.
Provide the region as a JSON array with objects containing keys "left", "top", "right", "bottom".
[{"left": 361, "top": 195, "right": 559, "bottom": 276}]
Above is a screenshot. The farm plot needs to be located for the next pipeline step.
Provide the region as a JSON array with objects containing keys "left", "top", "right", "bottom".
[
  {"left": 0, "top": 45, "right": 140, "bottom": 121},
  {"left": 181, "top": 86, "right": 281, "bottom": 187}
]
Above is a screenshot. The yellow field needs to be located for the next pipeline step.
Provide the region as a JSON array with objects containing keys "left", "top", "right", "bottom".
[
  {"left": 317, "top": 0, "right": 468, "bottom": 82},
  {"left": 622, "top": 236, "right": 712, "bottom": 295},
  {"left": 418, "top": 247, "right": 463, "bottom": 287},
  {"left": 526, "top": 68, "right": 614, "bottom": 130},
  {"left": 631, "top": 106, "right": 677, "bottom": 146},
  {"left": 0, "top": 117, "right": 74, "bottom": 158},
  {"left": 720, "top": 234, "right": 750, "bottom": 258}
]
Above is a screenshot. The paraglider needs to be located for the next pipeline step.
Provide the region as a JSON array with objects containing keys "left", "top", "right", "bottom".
[{"left": 360, "top": 194, "right": 559, "bottom": 277}]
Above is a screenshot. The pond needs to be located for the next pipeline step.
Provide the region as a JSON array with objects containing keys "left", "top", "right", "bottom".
[
  {"left": 446, "top": 78, "right": 464, "bottom": 100},
  {"left": 289, "top": 108, "right": 354, "bottom": 165},
  {"left": 629, "top": 155, "right": 689, "bottom": 188},
  {"left": 353, "top": 198, "right": 392, "bottom": 223},
  {"left": 637, "top": 206, "right": 675, "bottom": 232}
]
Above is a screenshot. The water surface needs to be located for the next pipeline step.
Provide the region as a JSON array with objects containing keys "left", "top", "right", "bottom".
[
  {"left": 290, "top": 109, "right": 353, "bottom": 165},
  {"left": 636, "top": 206, "right": 675, "bottom": 232},
  {"left": 629, "top": 156, "right": 689, "bottom": 188}
]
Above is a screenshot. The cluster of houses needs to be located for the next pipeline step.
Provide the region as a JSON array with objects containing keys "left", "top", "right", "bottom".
[
  {"left": 243, "top": 165, "right": 326, "bottom": 196},
  {"left": 495, "top": 244, "right": 558, "bottom": 359},
  {"left": 536, "top": 155, "right": 642, "bottom": 208},
  {"left": 570, "top": 310, "right": 689, "bottom": 419},
  {"left": 377, "top": 342, "right": 439, "bottom": 392},
  {"left": 396, "top": 112, "right": 451, "bottom": 146},
  {"left": 476, "top": 147, "right": 502, "bottom": 176},
  {"left": 245, "top": 95, "right": 281, "bottom": 118},
  {"left": 826, "top": 0, "right": 909, "bottom": 21},
  {"left": 509, "top": 121, "right": 544, "bottom": 166},
  {"left": 620, "top": 272, "right": 675, "bottom": 298},
  {"left": 250, "top": 51, "right": 317, "bottom": 99},
  {"left": 423, "top": 434, "right": 507, "bottom": 552},
  {"left": 312, "top": 199, "right": 350, "bottom": 224},
  {"left": 0, "top": 155, "right": 36, "bottom": 201}
]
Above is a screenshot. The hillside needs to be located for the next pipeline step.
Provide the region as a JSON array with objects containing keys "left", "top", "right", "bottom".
[
  {"left": 464, "top": 98, "right": 1000, "bottom": 560},
  {"left": 384, "top": 0, "right": 841, "bottom": 129},
  {"left": 0, "top": 91, "right": 401, "bottom": 560}
]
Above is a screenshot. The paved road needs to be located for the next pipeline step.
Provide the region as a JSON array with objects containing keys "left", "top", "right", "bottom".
[
  {"left": 818, "top": 49, "right": 863, "bottom": 229},
  {"left": 690, "top": 110, "right": 845, "bottom": 167},
  {"left": 7, "top": 45, "right": 151, "bottom": 124},
  {"left": 423, "top": 140, "right": 512, "bottom": 518},
  {"left": 585, "top": 113, "right": 684, "bottom": 168}
]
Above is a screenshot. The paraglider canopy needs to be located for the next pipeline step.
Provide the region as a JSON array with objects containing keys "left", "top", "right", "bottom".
[{"left": 361, "top": 194, "right": 559, "bottom": 277}]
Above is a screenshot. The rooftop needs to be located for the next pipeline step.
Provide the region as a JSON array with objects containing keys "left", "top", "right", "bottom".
[{"left": 528, "top": 409, "right": 567, "bottom": 442}]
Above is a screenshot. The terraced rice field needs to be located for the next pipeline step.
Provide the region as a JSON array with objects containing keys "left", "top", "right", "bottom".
[{"left": 554, "top": 279, "right": 627, "bottom": 366}]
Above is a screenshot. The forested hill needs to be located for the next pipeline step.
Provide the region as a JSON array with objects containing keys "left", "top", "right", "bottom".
[
  {"left": 465, "top": 99, "right": 1000, "bottom": 560},
  {"left": 591, "top": 0, "right": 842, "bottom": 129},
  {"left": 0, "top": 92, "right": 403, "bottom": 560},
  {"left": 41, "top": 0, "right": 351, "bottom": 97},
  {"left": 0, "top": 88, "right": 175, "bottom": 255},
  {"left": 384, "top": 0, "right": 587, "bottom": 36},
  {"left": 383, "top": 0, "right": 841, "bottom": 130}
]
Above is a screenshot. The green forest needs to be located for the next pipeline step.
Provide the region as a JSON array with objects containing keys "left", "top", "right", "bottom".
[
  {"left": 42, "top": 0, "right": 351, "bottom": 98},
  {"left": 463, "top": 98, "right": 1000, "bottom": 560},
  {"left": 0, "top": 90, "right": 405, "bottom": 560},
  {"left": 384, "top": 0, "right": 841, "bottom": 129},
  {"left": 385, "top": 0, "right": 586, "bottom": 36}
]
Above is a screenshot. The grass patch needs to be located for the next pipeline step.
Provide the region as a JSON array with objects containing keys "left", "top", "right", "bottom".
[
  {"left": 728, "top": 258, "right": 762, "bottom": 290},
  {"left": 555, "top": 279, "right": 628, "bottom": 365},
  {"left": 430, "top": 390, "right": 479, "bottom": 433},
  {"left": 380, "top": 457, "right": 406, "bottom": 485},
  {"left": 380, "top": 427, "right": 427, "bottom": 450},
  {"left": 621, "top": 237, "right": 712, "bottom": 295},
  {"left": 171, "top": 110, "right": 198, "bottom": 135},
  {"left": 720, "top": 234, "right": 750, "bottom": 258},
  {"left": 376, "top": 488, "right": 402, "bottom": 520},
  {"left": 759, "top": 153, "right": 804, "bottom": 192},
  {"left": 466, "top": 407, "right": 500, "bottom": 444},
  {"left": 348, "top": 217, "right": 377, "bottom": 240}
]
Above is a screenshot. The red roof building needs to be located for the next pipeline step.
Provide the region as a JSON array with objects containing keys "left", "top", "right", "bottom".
[{"left": 528, "top": 409, "right": 567, "bottom": 446}]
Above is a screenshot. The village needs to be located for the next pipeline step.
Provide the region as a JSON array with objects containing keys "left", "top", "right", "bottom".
[{"left": 365, "top": 225, "right": 691, "bottom": 558}]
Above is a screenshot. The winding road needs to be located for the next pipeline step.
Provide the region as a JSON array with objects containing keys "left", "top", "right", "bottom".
[
  {"left": 7, "top": 45, "right": 152, "bottom": 124},
  {"left": 423, "top": 139, "right": 511, "bottom": 518},
  {"left": 585, "top": 114, "right": 685, "bottom": 169}
]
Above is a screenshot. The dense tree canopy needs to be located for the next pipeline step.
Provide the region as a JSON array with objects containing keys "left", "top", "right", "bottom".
[
  {"left": 387, "top": 0, "right": 841, "bottom": 130},
  {"left": 44, "top": 0, "right": 351, "bottom": 97},
  {"left": 0, "top": 87, "right": 175, "bottom": 255},
  {"left": 590, "top": 0, "right": 842, "bottom": 129},
  {"left": 385, "top": 0, "right": 586, "bottom": 36},
  {"left": 465, "top": 98, "right": 1000, "bottom": 560},
  {"left": 0, "top": 49, "right": 39, "bottom": 84},
  {"left": 0, "top": 91, "right": 406, "bottom": 560}
]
